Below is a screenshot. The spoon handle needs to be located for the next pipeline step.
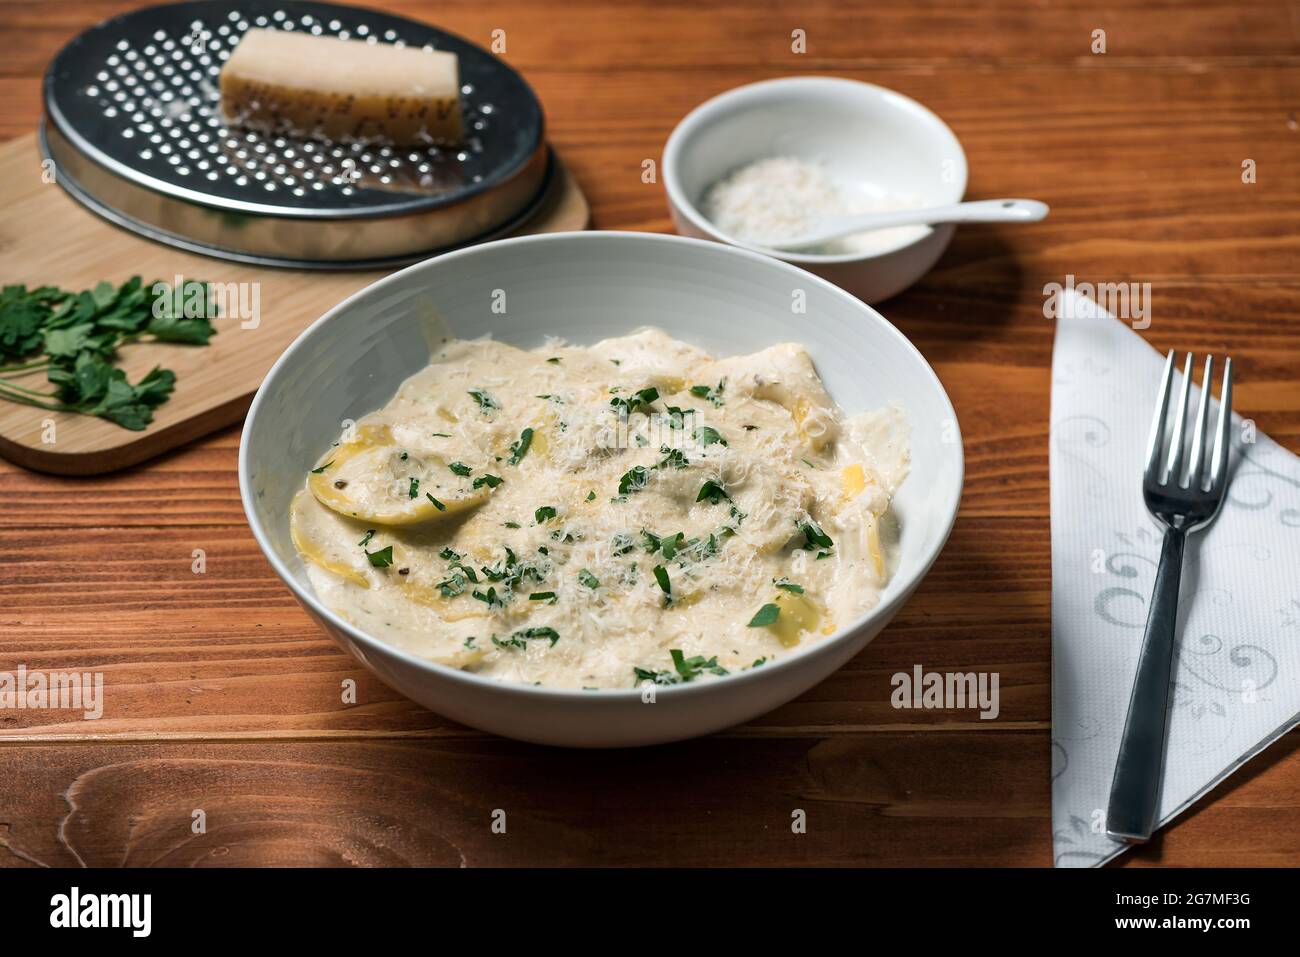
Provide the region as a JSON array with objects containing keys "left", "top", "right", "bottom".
[
  {"left": 924, "top": 198, "right": 1050, "bottom": 225},
  {"left": 773, "top": 198, "right": 1050, "bottom": 250}
]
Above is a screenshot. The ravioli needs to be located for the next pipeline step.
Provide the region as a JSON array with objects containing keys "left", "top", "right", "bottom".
[{"left": 292, "top": 330, "right": 909, "bottom": 689}]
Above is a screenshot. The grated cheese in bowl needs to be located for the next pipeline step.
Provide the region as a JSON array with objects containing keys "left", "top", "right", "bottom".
[{"left": 701, "top": 156, "right": 926, "bottom": 257}]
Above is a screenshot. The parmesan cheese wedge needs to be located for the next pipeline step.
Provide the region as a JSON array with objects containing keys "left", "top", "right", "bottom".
[{"left": 220, "top": 28, "right": 463, "bottom": 146}]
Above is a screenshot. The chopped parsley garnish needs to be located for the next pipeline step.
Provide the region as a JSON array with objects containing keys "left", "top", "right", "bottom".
[
  {"left": 611, "top": 532, "right": 637, "bottom": 556},
  {"left": 586, "top": 490, "right": 596, "bottom": 501},
  {"left": 472, "top": 473, "right": 504, "bottom": 489},
  {"left": 578, "top": 568, "right": 600, "bottom": 589},
  {"left": 310, "top": 461, "right": 333, "bottom": 473},
  {"left": 473, "top": 586, "right": 503, "bottom": 607},
  {"left": 408, "top": 477, "right": 419, "bottom": 498},
  {"left": 695, "top": 426, "right": 725, "bottom": 447},
  {"left": 618, "top": 465, "right": 650, "bottom": 495},
  {"left": 366, "top": 545, "right": 394, "bottom": 568},
  {"left": 358, "top": 529, "right": 377, "bottom": 547},
  {"left": 508, "top": 427, "right": 534, "bottom": 465},
  {"left": 609, "top": 386, "right": 659, "bottom": 416},
  {"left": 503, "top": 521, "right": 520, "bottom": 528},
  {"left": 748, "top": 603, "right": 780, "bottom": 627},
  {"left": 546, "top": 357, "right": 562, "bottom": 364},
  {"left": 672, "top": 649, "right": 728, "bottom": 680},
  {"left": 439, "top": 547, "right": 461, "bottom": 562},
  {"left": 426, "top": 493, "right": 446, "bottom": 511},
  {"left": 653, "top": 564, "right": 672, "bottom": 603},
  {"left": 535, "top": 505, "right": 557, "bottom": 523},
  {"left": 529, "top": 591, "right": 557, "bottom": 603},
  {"left": 468, "top": 388, "right": 499, "bottom": 412},
  {"left": 438, "top": 573, "right": 468, "bottom": 598},
  {"left": 493, "top": 626, "right": 560, "bottom": 650},
  {"left": 659, "top": 532, "right": 685, "bottom": 561},
  {"left": 633, "top": 666, "right": 676, "bottom": 685},
  {"left": 656, "top": 445, "right": 689, "bottom": 469},
  {"left": 519, "top": 626, "right": 560, "bottom": 645},
  {"left": 689, "top": 381, "right": 725, "bottom": 407},
  {"left": 798, "top": 520, "right": 834, "bottom": 550},
  {"left": 449, "top": 461, "right": 472, "bottom": 476},
  {"left": 696, "top": 479, "right": 730, "bottom": 504},
  {"left": 430, "top": 432, "right": 451, "bottom": 438},
  {"left": 774, "top": 578, "right": 804, "bottom": 594}
]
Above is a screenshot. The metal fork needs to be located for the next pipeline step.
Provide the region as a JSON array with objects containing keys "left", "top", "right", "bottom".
[{"left": 1106, "top": 351, "right": 1234, "bottom": 844}]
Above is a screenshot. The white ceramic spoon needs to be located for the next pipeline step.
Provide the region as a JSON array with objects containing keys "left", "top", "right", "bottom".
[{"left": 765, "top": 198, "right": 1050, "bottom": 251}]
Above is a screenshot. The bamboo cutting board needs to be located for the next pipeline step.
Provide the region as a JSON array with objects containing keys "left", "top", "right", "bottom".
[{"left": 0, "top": 133, "right": 589, "bottom": 475}]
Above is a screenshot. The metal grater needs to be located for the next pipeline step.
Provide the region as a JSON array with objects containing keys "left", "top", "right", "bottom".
[{"left": 40, "top": 0, "right": 549, "bottom": 268}]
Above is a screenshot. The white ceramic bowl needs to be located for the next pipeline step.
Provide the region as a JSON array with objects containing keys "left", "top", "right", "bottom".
[
  {"left": 663, "top": 76, "right": 968, "bottom": 304},
  {"left": 239, "top": 231, "right": 963, "bottom": 747}
]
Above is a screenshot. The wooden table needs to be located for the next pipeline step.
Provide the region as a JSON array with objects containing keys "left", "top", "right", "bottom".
[{"left": 1, "top": 0, "right": 1297, "bottom": 868}]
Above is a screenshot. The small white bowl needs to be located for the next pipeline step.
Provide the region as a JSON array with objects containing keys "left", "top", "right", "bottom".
[
  {"left": 239, "top": 232, "right": 963, "bottom": 747},
  {"left": 663, "top": 76, "right": 968, "bottom": 304}
]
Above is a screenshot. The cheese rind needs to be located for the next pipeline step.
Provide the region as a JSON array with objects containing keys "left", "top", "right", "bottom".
[{"left": 220, "top": 28, "right": 462, "bottom": 146}]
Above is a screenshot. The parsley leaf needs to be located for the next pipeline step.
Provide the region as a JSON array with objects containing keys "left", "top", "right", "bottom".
[
  {"left": 609, "top": 386, "right": 659, "bottom": 416},
  {"left": 799, "top": 520, "right": 834, "bottom": 550},
  {"left": 508, "top": 427, "right": 534, "bottom": 465},
  {"left": 653, "top": 564, "right": 672, "bottom": 603},
  {"left": 696, "top": 479, "right": 730, "bottom": 504},
  {"left": 618, "top": 465, "right": 650, "bottom": 495},
  {"left": 671, "top": 648, "right": 728, "bottom": 680}
]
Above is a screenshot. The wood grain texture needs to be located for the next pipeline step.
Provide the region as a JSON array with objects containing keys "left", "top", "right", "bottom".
[
  {"left": 1, "top": 0, "right": 1298, "bottom": 868},
  {"left": 0, "top": 137, "right": 588, "bottom": 474}
]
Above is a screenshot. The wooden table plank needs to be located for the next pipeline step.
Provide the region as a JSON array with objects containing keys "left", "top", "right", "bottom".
[
  {"left": 1, "top": 734, "right": 1294, "bottom": 868},
  {"left": 0, "top": 0, "right": 1296, "bottom": 868}
]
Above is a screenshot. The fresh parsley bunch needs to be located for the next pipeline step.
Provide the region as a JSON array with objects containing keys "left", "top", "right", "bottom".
[{"left": 0, "top": 277, "right": 217, "bottom": 430}]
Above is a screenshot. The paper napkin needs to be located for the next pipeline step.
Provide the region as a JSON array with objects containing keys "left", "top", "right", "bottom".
[{"left": 1049, "top": 290, "right": 1300, "bottom": 867}]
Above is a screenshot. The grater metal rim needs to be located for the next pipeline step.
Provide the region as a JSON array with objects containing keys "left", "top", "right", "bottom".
[{"left": 41, "top": 120, "right": 558, "bottom": 270}]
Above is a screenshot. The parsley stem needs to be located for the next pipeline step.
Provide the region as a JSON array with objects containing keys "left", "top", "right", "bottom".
[
  {"left": 0, "top": 379, "right": 60, "bottom": 400},
  {"left": 0, "top": 382, "right": 71, "bottom": 412},
  {"left": 0, "top": 359, "right": 51, "bottom": 375}
]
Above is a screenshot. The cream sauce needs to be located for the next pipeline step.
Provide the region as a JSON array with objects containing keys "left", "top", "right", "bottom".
[{"left": 292, "top": 329, "right": 908, "bottom": 688}]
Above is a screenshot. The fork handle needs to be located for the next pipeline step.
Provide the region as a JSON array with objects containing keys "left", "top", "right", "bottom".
[{"left": 1106, "top": 525, "right": 1186, "bottom": 843}]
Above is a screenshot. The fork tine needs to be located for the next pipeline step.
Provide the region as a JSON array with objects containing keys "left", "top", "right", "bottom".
[
  {"left": 1208, "top": 357, "right": 1233, "bottom": 493},
  {"left": 1162, "top": 352, "right": 1194, "bottom": 486},
  {"left": 1185, "top": 355, "right": 1213, "bottom": 488},
  {"left": 1145, "top": 350, "right": 1175, "bottom": 481}
]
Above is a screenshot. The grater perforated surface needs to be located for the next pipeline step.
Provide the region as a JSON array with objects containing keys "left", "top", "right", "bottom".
[{"left": 41, "top": 0, "right": 548, "bottom": 264}]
